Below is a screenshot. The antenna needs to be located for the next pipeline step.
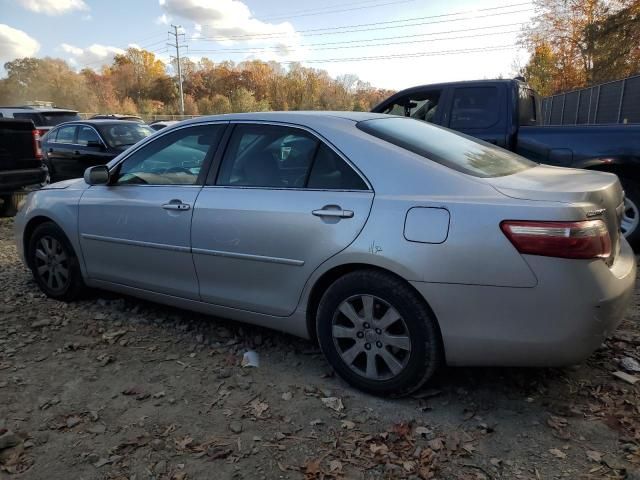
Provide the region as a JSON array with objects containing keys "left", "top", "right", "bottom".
[{"left": 168, "top": 25, "right": 187, "bottom": 115}]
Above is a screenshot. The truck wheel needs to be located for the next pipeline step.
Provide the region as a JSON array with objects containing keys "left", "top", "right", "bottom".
[
  {"left": 0, "top": 192, "right": 27, "bottom": 217},
  {"left": 620, "top": 178, "right": 640, "bottom": 246},
  {"left": 316, "top": 269, "right": 442, "bottom": 397}
]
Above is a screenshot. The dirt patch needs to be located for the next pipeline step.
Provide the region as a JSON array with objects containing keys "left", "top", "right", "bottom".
[{"left": 1, "top": 217, "right": 639, "bottom": 479}]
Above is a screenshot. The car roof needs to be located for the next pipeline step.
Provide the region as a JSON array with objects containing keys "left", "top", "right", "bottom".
[
  {"left": 53, "top": 119, "right": 153, "bottom": 127},
  {"left": 0, "top": 106, "right": 78, "bottom": 113},
  {"left": 183, "top": 111, "right": 389, "bottom": 126}
]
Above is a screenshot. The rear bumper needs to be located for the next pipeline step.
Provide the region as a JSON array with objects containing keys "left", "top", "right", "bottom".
[
  {"left": 411, "top": 239, "right": 636, "bottom": 366},
  {"left": 0, "top": 166, "right": 47, "bottom": 194}
]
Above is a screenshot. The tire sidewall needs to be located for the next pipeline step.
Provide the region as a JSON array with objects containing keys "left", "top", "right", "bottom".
[
  {"left": 28, "top": 222, "right": 84, "bottom": 301},
  {"left": 316, "top": 271, "right": 440, "bottom": 396},
  {"left": 620, "top": 177, "right": 640, "bottom": 246}
]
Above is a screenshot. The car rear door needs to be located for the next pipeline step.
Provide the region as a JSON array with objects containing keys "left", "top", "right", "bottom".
[
  {"left": 45, "top": 124, "right": 78, "bottom": 180},
  {"left": 191, "top": 122, "right": 374, "bottom": 317},
  {"left": 75, "top": 124, "right": 113, "bottom": 170},
  {"left": 79, "top": 123, "right": 227, "bottom": 299}
]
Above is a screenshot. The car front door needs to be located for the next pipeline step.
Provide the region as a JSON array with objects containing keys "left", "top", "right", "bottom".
[
  {"left": 78, "top": 123, "right": 227, "bottom": 299},
  {"left": 75, "top": 124, "right": 113, "bottom": 171},
  {"left": 191, "top": 122, "right": 374, "bottom": 316}
]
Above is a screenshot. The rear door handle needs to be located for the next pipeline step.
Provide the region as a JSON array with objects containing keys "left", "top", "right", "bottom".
[
  {"left": 73, "top": 150, "right": 81, "bottom": 155},
  {"left": 312, "top": 208, "right": 354, "bottom": 219},
  {"left": 162, "top": 201, "right": 191, "bottom": 211}
]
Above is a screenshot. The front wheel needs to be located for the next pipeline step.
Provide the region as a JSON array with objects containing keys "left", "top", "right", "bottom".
[
  {"left": 27, "top": 222, "right": 85, "bottom": 301},
  {"left": 316, "top": 270, "right": 442, "bottom": 397},
  {"left": 620, "top": 177, "right": 640, "bottom": 246}
]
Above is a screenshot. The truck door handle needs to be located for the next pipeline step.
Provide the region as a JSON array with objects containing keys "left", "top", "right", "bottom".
[
  {"left": 74, "top": 150, "right": 81, "bottom": 155},
  {"left": 312, "top": 207, "right": 354, "bottom": 218},
  {"left": 162, "top": 200, "right": 191, "bottom": 211},
  {"left": 48, "top": 148, "right": 53, "bottom": 153}
]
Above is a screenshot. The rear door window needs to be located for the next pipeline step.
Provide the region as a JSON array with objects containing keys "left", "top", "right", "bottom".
[
  {"left": 450, "top": 87, "right": 499, "bottom": 129},
  {"left": 77, "top": 126, "right": 101, "bottom": 146}
]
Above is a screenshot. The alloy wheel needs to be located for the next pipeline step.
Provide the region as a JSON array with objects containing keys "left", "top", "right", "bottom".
[
  {"left": 34, "top": 236, "right": 70, "bottom": 292},
  {"left": 331, "top": 294, "right": 412, "bottom": 381}
]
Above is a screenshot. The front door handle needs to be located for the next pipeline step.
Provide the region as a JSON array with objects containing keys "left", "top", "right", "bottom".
[
  {"left": 312, "top": 207, "right": 354, "bottom": 219},
  {"left": 162, "top": 200, "right": 191, "bottom": 211}
]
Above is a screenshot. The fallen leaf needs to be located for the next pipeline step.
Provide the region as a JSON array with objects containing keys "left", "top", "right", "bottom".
[
  {"left": 321, "top": 397, "right": 344, "bottom": 412},
  {"left": 341, "top": 420, "right": 355, "bottom": 430},
  {"left": 549, "top": 448, "right": 567, "bottom": 459},
  {"left": 329, "top": 459, "right": 343, "bottom": 472},
  {"left": 612, "top": 370, "right": 639, "bottom": 385},
  {"left": 586, "top": 450, "right": 603, "bottom": 463},
  {"left": 249, "top": 398, "right": 269, "bottom": 418}
]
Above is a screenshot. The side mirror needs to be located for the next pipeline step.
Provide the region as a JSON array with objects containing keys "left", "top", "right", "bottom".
[{"left": 84, "top": 165, "right": 110, "bottom": 185}]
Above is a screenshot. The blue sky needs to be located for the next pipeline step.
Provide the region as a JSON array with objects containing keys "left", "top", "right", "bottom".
[{"left": 0, "top": 0, "right": 533, "bottom": 90}]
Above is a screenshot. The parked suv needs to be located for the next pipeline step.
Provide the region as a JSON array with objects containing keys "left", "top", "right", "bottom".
[{"left": 0, "top": 106, "right": 81, "bottom": 137}]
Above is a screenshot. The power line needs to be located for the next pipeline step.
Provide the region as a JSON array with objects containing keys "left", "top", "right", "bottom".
[
  {"left": 189, "top": 27, "right": 522, "bottom": 55},
  {"left": 277, "top": 45, "right": 519, "bottom": 64},
  {"left": 259, "top": 0, "right": 420, "bottom": 21},
  {"left": 198, "top": 2, "right": 533, "bottom": 41}
]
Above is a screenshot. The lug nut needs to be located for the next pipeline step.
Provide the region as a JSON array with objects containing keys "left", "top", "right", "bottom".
[
  {"left": 365, "top": 343, "right": 371, "bottom": 350},
  {"left": 357, "top": 331, "right": 364, "bottom": 338},
  {"left": 376, "top": 341, "right": 383, "bottom": 348},
  {"left": 375, "top": 328, "right": 382, "bottom": 334},
  {"left": 363, "top": 322, "right": 370, "bottom": 329}
]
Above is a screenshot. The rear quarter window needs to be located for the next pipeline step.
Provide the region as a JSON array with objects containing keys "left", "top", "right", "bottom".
[
  {"left": 357, "top": 117, "right": 535, "bottom": 178},
  {"left": 450, "top": 87, "right": 499, "bottom": 129}
]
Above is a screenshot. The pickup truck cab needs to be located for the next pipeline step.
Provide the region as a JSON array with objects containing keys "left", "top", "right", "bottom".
[{"left": 372, "top": 79, "right": 640, "bottom": 242}]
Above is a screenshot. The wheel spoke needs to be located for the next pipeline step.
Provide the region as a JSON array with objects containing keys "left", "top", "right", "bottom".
[
  {"left": 377, "top": 307, "right": 401, "bottom": 330},
  {"left": 361, "top": 295, "right": 374, "bottom": 321},
  {"left": 365, "top": 351, "right": 378, "bottom": 378},
  {"left": 379, "top": 348, "right": 404, "bottom": 376},
  {"left": 55, "top": 251, "right": 68, "bottom": 263},
  {"left": 40, "top": 238, "right": 52, "bottom": 255},
  {"left": 340, "top": 344, "right": 362, "bottom": 365},
  {"left": 35, "top": 249, "right": 47, "bottom": 262},
  {"left": 338, "top": 302, "right": 362, "bottom": 326},
  {"left": 46, "top": 271, "right": 54, "bottom": 288},
  {"left": 54, "top": 271, "right": 65, "bottom": 288},
  {"left": 56, "top": 266, "right": 69, "bottom": 279},
  {"left": 382, "top": 334, "right": 411, "bottom": 351},
  {"left": 37, "top": 264, "right": 49, "bottom": 275},
  {"left": 332, "top": 325, "right": 357, "bottom": 339}
]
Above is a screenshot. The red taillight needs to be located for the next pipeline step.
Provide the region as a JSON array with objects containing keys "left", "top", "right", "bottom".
[
  {"left": 32, "top": 130, "right": 43, "bottom": 160},
  {"left": 500, "top": 220, "right": 611, "bottom": 259}
]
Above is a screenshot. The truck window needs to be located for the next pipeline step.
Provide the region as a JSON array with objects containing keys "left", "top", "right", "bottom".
[
  {"left": 382, "top": 90, "right": 441, "bottom": 123},
  {"left": 518, "top": 87, "right": 538, "bottom": 126},
  {"left": 450, "top": 87, "right": 499, "bottom": 129}
]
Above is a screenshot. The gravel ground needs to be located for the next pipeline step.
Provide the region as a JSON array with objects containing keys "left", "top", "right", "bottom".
[{"left": 1, "top": 216, "right": 640, "bottom": 480}]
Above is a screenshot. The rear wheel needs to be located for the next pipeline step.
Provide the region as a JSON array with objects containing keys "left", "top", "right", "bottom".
[
  {"left": 316, "top": 270, "right": 442, "bottom": 397},
  {"left": 27, "top": 222, "right": 85, "bottom": 301},
  {"left": 620, "top": 177, "right": 640, "bottom": 246}
]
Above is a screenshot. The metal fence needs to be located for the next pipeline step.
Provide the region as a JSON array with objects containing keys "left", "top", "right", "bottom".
[{"left": 541, "top": 74, "right": 640, "bottom": 125}]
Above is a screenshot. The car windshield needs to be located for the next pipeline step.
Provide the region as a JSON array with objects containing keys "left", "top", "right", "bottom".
[
  {"left": 97, "top": 123, "right": 154, "bottom": 148},
  {"left": 357, "top": 117, "right": 536, "bottom": 178}
]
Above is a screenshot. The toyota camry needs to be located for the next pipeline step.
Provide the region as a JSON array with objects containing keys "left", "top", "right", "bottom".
[{"left": 14, "top": 112, "right": 636, "bottom": 396}]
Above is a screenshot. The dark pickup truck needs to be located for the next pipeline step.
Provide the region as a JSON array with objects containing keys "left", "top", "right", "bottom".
[
  {"left": 0, "top": 119, "right": 47, "bottom": 216},
  {"left": 372, "top": 79, "right": 640, "bottom": 242}
]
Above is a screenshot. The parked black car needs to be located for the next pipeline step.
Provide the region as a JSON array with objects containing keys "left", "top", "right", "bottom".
[
  {"left": 0, "top": 118, "right": 47, "bottom": 216},
  {"left": 372, "top": 78, "right": 640, "bottom": 242},
  {"left": 89, "top": 114, "right": 145, "bottom": 123},
  {"left": 42, "top": 120, "right": 154, "bottom": 183}
]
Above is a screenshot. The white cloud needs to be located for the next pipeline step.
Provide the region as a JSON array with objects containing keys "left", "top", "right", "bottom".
[
  {"left": 16, "top": 0, "right": 89, "bottom": 15},
  {"left": 0, "top": 24, "right": 40, "bottom": 64},
  {"left": 156, "top": 13, "right": 171, "bottom": 25},
  {"left": 60, "top": 43, "right": 125, "bottom": 69},
  {"left": 159, "top": 0, "right": 304, "bottom": 59}
]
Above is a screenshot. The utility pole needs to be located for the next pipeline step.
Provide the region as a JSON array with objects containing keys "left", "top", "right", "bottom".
[{"left": 168, "top": 24, "right": 186, "bottom": 115}]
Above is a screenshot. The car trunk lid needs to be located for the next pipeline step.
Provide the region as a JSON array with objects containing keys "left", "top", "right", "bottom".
[{"left": 486, "top": 164, "right": 623, "bottom": 262}]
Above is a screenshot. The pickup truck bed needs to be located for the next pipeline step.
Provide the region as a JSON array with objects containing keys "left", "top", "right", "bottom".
[{"left": 0, "top": 118, "right": 47, "bottom": 216}]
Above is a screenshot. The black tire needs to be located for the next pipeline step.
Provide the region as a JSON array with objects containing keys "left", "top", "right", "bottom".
[
  {"left": 316, "top": 269, "right": 442, "bottom": 397},
  {"left": 0, "top": 192, "right": 27, "bottom": 217},
  {"left": 27, "top": 222, "right": 85, "bottom": 301},
  {"left": 620, "top": 176, "right": 640, "bottom": 247}
]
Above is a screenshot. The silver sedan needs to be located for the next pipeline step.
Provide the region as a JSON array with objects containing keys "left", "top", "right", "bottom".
[{"left": 14, "top": 112, "right": 636, "bottom": 396}]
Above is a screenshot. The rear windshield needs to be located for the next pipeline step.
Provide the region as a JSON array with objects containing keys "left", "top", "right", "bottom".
[
  {"left": 97, "top": 123, "right": 154, "bottom": 148},
  {"left": 357, "top": 117, "right": 535, "bottom": 178},
  {"left": 13, "top": 111, "right": 80, "bottom": 126}
]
